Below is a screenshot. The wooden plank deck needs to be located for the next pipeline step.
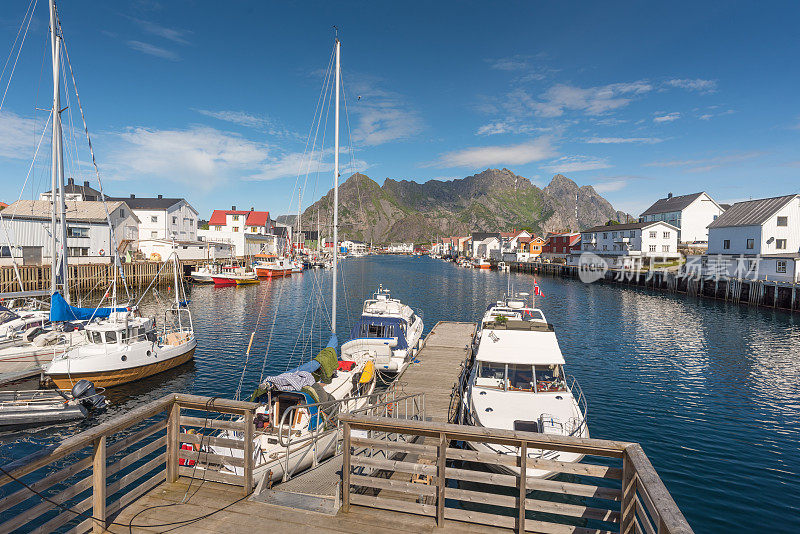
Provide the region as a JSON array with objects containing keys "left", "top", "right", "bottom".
[
  {"left": 105, "top": 478, "right": 513, "bottom": 533},
  {"left": 398, "top": 321, "right": 475, "bottom": 422}
]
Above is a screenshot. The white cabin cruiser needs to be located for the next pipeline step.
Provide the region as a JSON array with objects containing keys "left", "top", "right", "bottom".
[
  {"left": 340, "top": 285, "right": 424, "bottom": 374},
  {"left": 462, "top": 295, "right": 588, "bottom": 479}
]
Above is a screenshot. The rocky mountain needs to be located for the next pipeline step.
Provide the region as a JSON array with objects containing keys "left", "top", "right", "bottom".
[{"left": 297, "top": 169, "right": 630, "bottom": 243}]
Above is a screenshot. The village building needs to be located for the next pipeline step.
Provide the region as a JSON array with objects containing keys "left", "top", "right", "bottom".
[
  {"left": 574, "top": 221, "right": 680, "bottom": 268},
  {"left": 639, "top": 192, "right": 725, "bottom": 244}
]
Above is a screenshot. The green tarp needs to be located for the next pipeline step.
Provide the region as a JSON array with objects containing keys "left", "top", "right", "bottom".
[{"left": 312, "top": 346, "right": 338, "bottom": 384}]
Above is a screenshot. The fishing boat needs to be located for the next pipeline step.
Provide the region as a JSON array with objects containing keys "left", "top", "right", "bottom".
[
  {"left": 253, "top": 255, "right": 293, "bottom": 278},
  {"left": 459, "top": 294, "right": 588, "bottom": 479},
  {"left": 0, "top": 379, "right": 106, "bottom": 429},
  {"left": 497, "top": 261, "right": 509, "bottom": 271},
  {"left": 212, "top": 266, "right": 259, "bottom": 286},
  {"left": 46, "top": 255, "right": 196, "bottom": 389},
  {"left": 190, "top": 264, "right": 217, "bottom": 283},
  {"left": 474, "top": 258, "right": 491, "bottom": 269},
  {"left": 340, "top": 285, "right": 424, "bottom": 374}
]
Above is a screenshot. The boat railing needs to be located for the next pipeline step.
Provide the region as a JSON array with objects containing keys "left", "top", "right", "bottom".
[
  {"left": 567, "top": 374, "right": 588, "bottom": 436},
  {"left": 340, "top": 413, "right": 693, "bottom": 534}
]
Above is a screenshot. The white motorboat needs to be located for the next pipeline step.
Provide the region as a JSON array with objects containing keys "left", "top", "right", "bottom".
[
  {"left": 340, "top": 285, "right": 424, "bottom": 374},
  {"left": 460, "top": 294, "right": 588, "bottom": 479},
  {"left": 190, "top": 264, "right": 217, "bottom": 283},
  {"left": 0, "top": 324, "right": 85, "bottom": 374}
]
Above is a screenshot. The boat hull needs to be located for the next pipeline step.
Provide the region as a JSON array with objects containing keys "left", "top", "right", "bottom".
[
  {"left": 0, "top": 349, "right": 59, "bottom": 374},
  {"left": 211, "top": 276, "right": 236, "bottom": 286},
  {"left": 48, "top": 347, "right": 195, "bottom": 389},
  {"left": 254, "top": 267, "right": 291, "bottom": 278}
]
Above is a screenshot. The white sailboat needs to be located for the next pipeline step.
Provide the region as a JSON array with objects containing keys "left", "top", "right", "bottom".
[
  {"left": 202, "top": 36, "right": 376, "bottom": 485},
  {"left": 460, "top": 294, "right": 588, "bottom": 479}
]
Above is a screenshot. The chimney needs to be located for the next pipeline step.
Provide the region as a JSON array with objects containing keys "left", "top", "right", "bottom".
[
  {"left": 158, "top": 194, "right": 163, "bottom": 199},
  {"left": 231, "top": 205, "right": 237, "bottom": 211},
  {"left": 130, "top": 194, "right": 135, "bottom": 199},
  {"left": 68, "top": 177, "right": 75, "bottom": 185},
  {"left": 251, "top": 207, "right": 254, "bottom": 211},
  {"left": 83, "top": 180, "right": 90, "bottom": 188},
  {"left": 667, "top": 192, "right": 673, "bottom": 199}
]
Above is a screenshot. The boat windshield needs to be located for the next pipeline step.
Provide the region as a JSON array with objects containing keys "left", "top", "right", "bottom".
[{"left": 475, "top": 362, "right": 566, "bottom": 393}]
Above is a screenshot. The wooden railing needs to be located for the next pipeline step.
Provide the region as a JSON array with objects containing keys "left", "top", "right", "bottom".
[
  {"left": 0, "top": 393, "right": 257, "bottom": 533},
  {"left": 340, "top": 414, "right": 693, "bottom": 534}
]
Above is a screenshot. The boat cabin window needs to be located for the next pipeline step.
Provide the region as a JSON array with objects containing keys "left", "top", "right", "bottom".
[
  {"left": 535, "top": 365, "right": 566, "bottom": 392},
  {"left": 88, "top": 330, "right": 104, "bottom": 344},
  {"left": 105, "top": 330, "right": 118, "bottom": 344},
  {"left": 358, "top": 323, "right": 397, "bottom": 339},
  {"left": 507, "top": 364, "right": 534, "bottom": 391},
  {"left": 475, "top": 361, "right": 505, "bottom": 389}
]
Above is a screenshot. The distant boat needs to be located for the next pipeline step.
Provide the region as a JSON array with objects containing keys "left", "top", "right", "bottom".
[
  {"left": 190, "top": 264, "right": 217, "bottom": 283},
  {"left": 474, "top": 258, "right": 491, "bottom": 269},
  {"left": 253, "top": 255, "right": 293, "bottom": 278}
]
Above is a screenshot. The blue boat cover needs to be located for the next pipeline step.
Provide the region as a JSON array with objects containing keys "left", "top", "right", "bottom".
[
  {"left": 349, "top": 316, "right": 408, "bottom": 350},
  {"left": 49, "top": 292, "right": 127, "bottom": 322},
  {"left": 294, "top": 333, "right": 338, "bottom": 374}
]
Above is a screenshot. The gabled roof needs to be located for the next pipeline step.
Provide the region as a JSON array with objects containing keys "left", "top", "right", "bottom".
[
  {"left": 208, "top": 209, "right": 271, "bottom": 227},
  {"left": 3, "top": 200, "right": 139, "bottom": 223},
  {"left": 44, "top": 178, "right": 101, "bottom": 198},
  {"left": 581, "top": 221, "right": 678, "bottom": 233},
  {"left": 640, "top": 192, "right": 707, "bottom": 216},
  {"left": 471, "top": 232, "right": 501, "bottom": 242},
  {"left": 708, "top": 194, "right": 799, "bottom": 229},
  {"left": 107, "top": 196, "right": 191, "bottom": 211}
]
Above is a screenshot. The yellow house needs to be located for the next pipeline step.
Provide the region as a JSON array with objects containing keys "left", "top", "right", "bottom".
[{"left": 528, "top": 236, "right": 546, "bottom": 257}]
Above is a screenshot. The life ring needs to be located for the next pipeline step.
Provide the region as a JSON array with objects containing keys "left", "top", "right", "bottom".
[{"left": 99, "top": 249, "right": 105, "bottom": 256}]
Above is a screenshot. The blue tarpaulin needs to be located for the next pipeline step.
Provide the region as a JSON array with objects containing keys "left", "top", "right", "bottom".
[{"left": 49, "top": 292, "right": 127, "bottom": 322}]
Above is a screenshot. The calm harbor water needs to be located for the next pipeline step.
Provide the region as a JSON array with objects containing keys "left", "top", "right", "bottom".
[{"left": 2, "top": 255, "right": 798, "bottom": 532}]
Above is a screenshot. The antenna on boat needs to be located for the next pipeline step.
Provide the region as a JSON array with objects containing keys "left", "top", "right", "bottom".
[{"left": 331, "top": 36, "right": 340, "bottom": 335}]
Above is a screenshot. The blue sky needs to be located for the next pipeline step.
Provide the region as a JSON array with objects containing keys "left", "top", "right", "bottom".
[{"left": 1, "top": 0, "right": 798, "bottom": 219}]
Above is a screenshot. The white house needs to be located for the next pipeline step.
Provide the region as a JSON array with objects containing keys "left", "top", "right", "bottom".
[
  {"left": 469, "top": 232, "right": 502, "bottom": 258},
  {"left": 108, "top": 195, "right": 199, "bottom": 242},
  {"left": 137, "top": 238, "right": 233, "bottom": 262},
  {"left": 639, "top": 192, "right": 725, "bottom": 244},
  {"left": 198, "top": 207, "right": 283, "bottom": 257},
  {"left": 690, "top": 194, "right": 800, "bottom": 282},
  {"left": 39, "top": 177, "right": 101, "bottom": 202},
  {"left": 577, "top": 221, "right": 680, "bottom": 268},
  {"left": 0, "top": 200, "right": 138, "bottom": 265}
]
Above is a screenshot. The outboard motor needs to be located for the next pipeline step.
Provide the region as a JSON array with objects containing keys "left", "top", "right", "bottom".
[{"left": 71, "top": 379, "right": 107, "bottom": 411}]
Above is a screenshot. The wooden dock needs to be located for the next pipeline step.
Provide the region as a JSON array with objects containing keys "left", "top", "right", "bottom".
[
  {"left": 0, "top": 325, "right": 693, "bottom": 534},
  {"left": 397, "top": 321, "right": 475, "bottom": 422}
]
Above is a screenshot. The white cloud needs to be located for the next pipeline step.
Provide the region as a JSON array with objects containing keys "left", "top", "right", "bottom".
[
  {"left": 430, "top": 137, "right": 556, "bottom": 169},
  {"left": 518, "top": 81, "right": 653, "bottom": 118},
  {"left": 475, "top": 121, "right": 552, "bottom": 136},
  {"left": 653, "top": 112, "right": 680, "bottom": 123},
  {"left": 645, "top": 151, "right": 762, "bottom": 173},
  {"left": 345, "top": 75, "right": 423, "bottom": 146},
  {"left": 541, "top": 155, "right": 611, "bottom": 173},
  {"left": 585, "top": 137, "right": 663, "bottom": 144},
  {"left": 664, "top": 78, "right": 717, "bottom": 93},
  {"left": 592, "top": 179, "right": 628, "bottom": 193},
  {"left": 131, "top": 18, "right": 190, "bottom": 44},
  {"left": 0, "top": 112, "right": 42, "bottom": 159},
  {"left": 486, "top": 56, "right": 532, "bottom": 71},
  {"left": 195, "top": 109, "right": 297, "bottom": 138},
  {"left": 126, "top": 40, "right": 179, "bottom": 61},
  {"left": 108, "top": 126, "right": 268, "bottom": 188},
  {"left": 244, "top": 148, "right": 368, "bottom": 182}
]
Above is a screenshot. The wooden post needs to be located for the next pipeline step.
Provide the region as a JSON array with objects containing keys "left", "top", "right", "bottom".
[
  {"left": 91, "top": 436, "right": 106, "bottom": 534},
  {"left": 342, "top": 421, "right": 351, "bottom": 512},
  {"left": 243, "top": 409, "right": 254, "bottom": 495},
  {"left": 436, "top": 432, "right": 447, "bottom": 526},
  {"left": 621, "top": 449, "right": 636, "bottom": 534},
  {"left": 166, "top": 402, "right": 180, "bottom": 483},
  {"left": 517, "top": 441, "right": 527, "bottom": 533}
]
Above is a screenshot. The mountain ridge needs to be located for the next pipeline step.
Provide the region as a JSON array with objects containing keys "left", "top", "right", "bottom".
[{"left": 295, "top": 169, "right": 630, "bottom": 243}]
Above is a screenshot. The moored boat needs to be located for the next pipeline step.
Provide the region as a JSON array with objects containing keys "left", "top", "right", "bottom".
[
  {"left": 460, "top": 294, "right": 588, "bottom": 479},
  {"left": 253, "top": 255, "right": 293, "bottom": 278}
]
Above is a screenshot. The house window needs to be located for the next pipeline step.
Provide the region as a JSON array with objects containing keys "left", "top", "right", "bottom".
[
  {"left": 67, "top": 247, "right": 88, "bottom": 257},
  {"left": 603, "top": 245, "right": 607, "bottom": 251},
  {"left": 649, "top": 245, "right": 656, "bottom": 252},
  {"left": 232, "top": 215, "right": 239, "bottom": 221},
  {"left": 663, "top": 232, "right": 670, "bottom": 238},
  {"left": 776, "top": 260, "right": 787, "bottom": 274},
  {"left": 776, "top": 239, "right": 786, "bottom": 250},
  {"left": 603, "top": 233, "right": 608, "bottom": 239},
  {"left": 151, "top": 216, "right": 158, "bottom": 223},
  {"left": 233, "top": 227, "right": 239, "bottom": 232},
  {"left": 119, "top": 209, "right": 125, "bottom": 217},
  {"left": 746, "top": 239, "right": 754, "bottom": 250},
  {"left": 172, "top": 216, "right": 177, "bottom": 224},
  {"left": 777, "top": 216, "right": 788, "bottom": 226},
  {"left": 0, "top": 246, "right": 11, "bottom": 257},
  {"left": 723, "top": 240, "right": 730, "bottom": 250},
  {"left": 150, "top": 231, "right": 158, "bottom": 238},
  {"left": 629, "top": 231, "right": 635, "bottom": 237},
  {"left": 214, "top": 226, "right": 222, "bottom": 231},
  {"left": 612, "top": 232, "right": 617, "bottom": 238},
  {"left": 662, "top": 245, "right": 670, "bottom": 252},
  {"left": 251, "top": 226, "right": 258, "bottom": 232},
  {"left": 749, "top": 260, "right": 758, "bottom": 272},
  {"left": 67, "top": 226, "right": 89, "bottom": 238},
  {"left": 649, "top": 231, "right": 657, "bottom": 238}
]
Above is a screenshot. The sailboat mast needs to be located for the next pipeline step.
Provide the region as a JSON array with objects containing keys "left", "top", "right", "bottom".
[
  {"left": 331, "top": 37, "right": 340, "bottom": 334},
  {"left": 49, "top": 0, "right": 68, "bottom": 301}
]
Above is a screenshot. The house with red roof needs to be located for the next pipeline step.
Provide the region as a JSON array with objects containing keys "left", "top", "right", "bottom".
[{"left": 198, "top": 205, "right": 285, "bottom": 257}]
